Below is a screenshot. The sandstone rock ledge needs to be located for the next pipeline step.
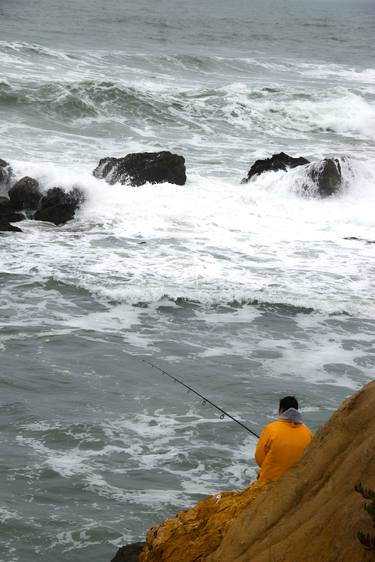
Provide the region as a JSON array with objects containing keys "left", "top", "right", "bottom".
[
  {"left": 141, "top": 480, "right": 268, "bottom": 562},
  {"left": 127, "top": 381, "right": 375, "bottom": 562}
]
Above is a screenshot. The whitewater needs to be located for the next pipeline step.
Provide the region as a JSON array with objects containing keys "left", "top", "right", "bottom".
[{"left": 0, "top": 0, "right": 375, "bottom": 560}]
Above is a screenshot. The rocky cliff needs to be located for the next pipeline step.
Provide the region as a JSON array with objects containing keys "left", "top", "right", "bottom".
[{"left": 133, "top": 380, "right": 375, "bottom": 562}]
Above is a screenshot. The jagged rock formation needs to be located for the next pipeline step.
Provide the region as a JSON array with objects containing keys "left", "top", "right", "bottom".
[
  {"left": 242, "top": 152, "right": 310, "bottom": 183},
  {"left": 93, "top": 151, "right": 186, "bottom": 187},
  {"left": 34, "top": 187, "right": 84, "bottom": 226},
  {"left": 242, "top": 152, "right": 344, "bottom": 197},
  {"left": 134, "top": 380, "right": 375, "bottom": 562},
  {"left": 0, "top": 160, "right": 85, "bottom": 231}
]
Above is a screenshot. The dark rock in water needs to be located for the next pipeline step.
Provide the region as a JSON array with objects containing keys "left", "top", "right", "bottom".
[
  {"left": 8, "top": 176, "right": 42, "bottom": 211},
  {"left": 0, "top": 159, "right": 13, "bottom": 188},
  {"left": 243, "top": 152, "right": 343, "bottom": 198},
  {"left": 93, "top": 151, "right": 186, "bottom": 186},
  {"left": 0, "top": 205, "right": 25, "bottom": 222},
  {"left": 111, "top": 542, "right": 145, "bottom": 562},
  {"left": 242, "top": 152, "right": 310, "bottom": 183},
  {"left": 33, "top": 187, "right": 84, "bottom": 226},
  {"left": 0, "top": 218, "right": 22, "bottom": 232},
  {"left": 34, "top": 205, "right": 74, "bottom": 226},
  {"left": 344, "top": 237, "right": 375, "bottom": 244},
  {"left": 307, "top": 158, "right": 342, "bottom": 197},
  {"left": 0, "top": 197, "right": 25, "bottom": 223},
  {"left": 39, "top": 186, "right": 84, "bottom": 210}
]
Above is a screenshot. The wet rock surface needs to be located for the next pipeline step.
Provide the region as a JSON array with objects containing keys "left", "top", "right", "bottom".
[
  {"left": 0, "top": 151, "right": 349, "bottom": 234},
  {"left": 0, "top": 196, "right": 24, "bottom": 231},
  {"left": 2, "top": 167, "right": 84, "bottom": 227},
  {"left": 243, "top": 152, "right": 345, "bottom": 198},
  {"left": 34, "top": 187, "right": 84, "bottom": 226},
  {"left": 307, "top": 158, "right": 342, "bottom": 197},
  {"left": 0, "top": 217, "right": 22, "bottom": 232},
  {"left": 111, "top": 543, "right": 145, "bottom": 562},
  {"left": 8, "top": 176, "right": 42, "bottom": 211},
  {"left": 242, "top": 152, "right": 310, "bottom": 182},
  {"left": 0, "top": 197, "right": 25, "bottom": 223},
  {"left": 93, "top": 151, "right": 186, "bottom": 186}
]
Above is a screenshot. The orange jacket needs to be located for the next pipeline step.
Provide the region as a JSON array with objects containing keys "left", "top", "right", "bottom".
[{"left": 255, "top": 418, "right": 313, "bottom": 481}]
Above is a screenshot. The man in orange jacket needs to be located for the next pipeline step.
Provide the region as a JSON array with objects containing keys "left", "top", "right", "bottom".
[{"left": 255, "top": 396, "right": 313, "bottom": 482}]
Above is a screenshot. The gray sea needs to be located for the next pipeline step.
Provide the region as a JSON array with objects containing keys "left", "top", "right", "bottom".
[{"left": 0, "top": 0, "right": 375, "bottom": 560}]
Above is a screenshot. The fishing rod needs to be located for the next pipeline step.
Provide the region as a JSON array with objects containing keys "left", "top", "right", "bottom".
[{"left": 139, "top": 357, "right": 260, "bottom": 439}]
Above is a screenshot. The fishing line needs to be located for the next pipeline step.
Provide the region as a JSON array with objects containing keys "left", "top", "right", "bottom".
[{"left": 138, "top": 357, "right": 260, "bottom": 438}]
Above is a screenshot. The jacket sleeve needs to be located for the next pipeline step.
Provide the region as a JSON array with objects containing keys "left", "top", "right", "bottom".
[{"left": 255, "top": 425, "right": 271, "bottom": 467}]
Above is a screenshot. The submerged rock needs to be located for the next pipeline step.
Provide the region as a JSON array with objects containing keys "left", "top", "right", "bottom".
[
  {"left": 306, "top": 158, "right": 342, "bottom": 197},
  {"left": 93, "top": 151, "right": 186, "bottom": 186},
  {"left": 33, "top": 187, "right": 84, "bottom": 226},
  {"left": 8, "top": 176, "right": 42, "bottom": 211},
  {"left": 0, "top": 197, "right": 25, "bottom": 223},
  {"left": 242, "top": 152, "right": 310, "bottom": 183},
  {"left": 0, "top": 218, "right": 22, "bottom": 232},
  {"left": 111, "top": 543, "right": 145, "bottom": 562},
  {"left": 137, "top": 381, "right": 375, "bottom": 562}
]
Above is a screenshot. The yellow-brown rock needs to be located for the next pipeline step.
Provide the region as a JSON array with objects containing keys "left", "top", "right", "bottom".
[
  {"left": 140, "top": 381, "right": 375, "bottom": 562},
  {"left": 140, "top": 481, "right": 268, "bottom": 562}
]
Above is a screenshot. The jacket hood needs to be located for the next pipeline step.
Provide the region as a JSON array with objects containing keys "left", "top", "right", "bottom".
[{"left": 279, "top": 407, "right": 303, "bottom": 424}]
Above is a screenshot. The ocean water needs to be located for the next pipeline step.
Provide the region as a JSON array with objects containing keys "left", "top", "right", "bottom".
[{"left": 0, "top": 0, "right": 375, "bottom": 560}]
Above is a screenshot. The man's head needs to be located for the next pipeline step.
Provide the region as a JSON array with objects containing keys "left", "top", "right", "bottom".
[{"left": 279, "top": 396, "right": 298, "bottom": 414}]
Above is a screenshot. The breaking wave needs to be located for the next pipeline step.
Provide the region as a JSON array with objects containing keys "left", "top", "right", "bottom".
[
  {"left": 2, "top": 152, "right": 375, "bottom": 319},
  {"left": 0, "top": 77, "right": 374, "bottom": 143}
]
